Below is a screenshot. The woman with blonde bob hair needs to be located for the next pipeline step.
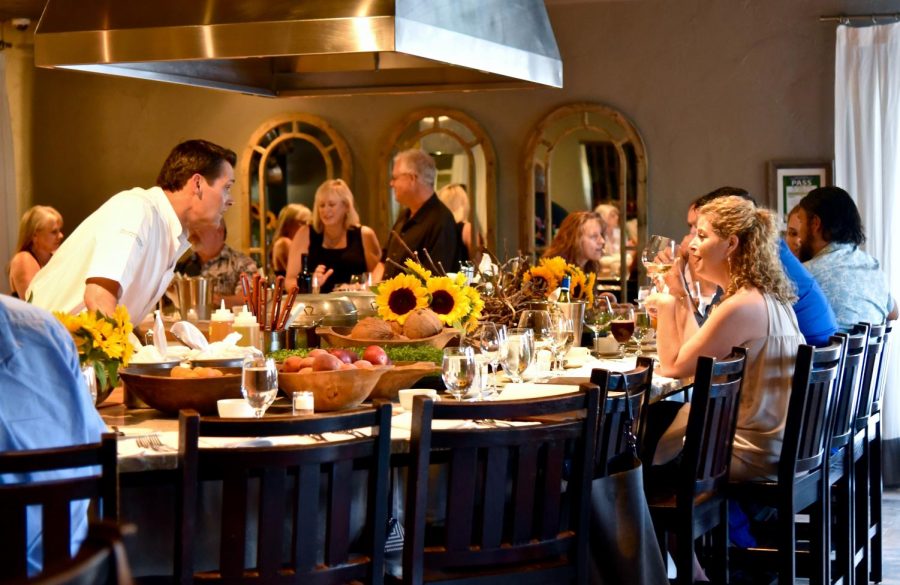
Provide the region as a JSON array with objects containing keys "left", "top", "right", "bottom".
[
  {"left": 542, "top": 211, "right": 606, "bottom": 275},
  {"left": 286, "top": 179, "right": 380, "bottom": 293},
  {"left": 647, "top": 196, "right": 802, "bottom": 481},
  {"left": 7, "top": 205, "right": 64, "bottom": 298},
  {"left": 271, "top": 203, "right": 311, "bottom": 276}
]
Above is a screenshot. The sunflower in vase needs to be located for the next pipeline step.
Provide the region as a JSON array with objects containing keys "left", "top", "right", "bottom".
[
  {"left": 522, "top": 256, "right": 595, "bottom": 303},
  {"left": 54, "top": 305, "right": 134, "bottom": 400}
]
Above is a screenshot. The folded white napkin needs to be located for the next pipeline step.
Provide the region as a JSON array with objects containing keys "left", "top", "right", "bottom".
[
  {"left": 498, "top": 383, "right": 580, "bottom": 401},
  {"left": 170, "top": 321, "right": 208, "bottom": 350}
]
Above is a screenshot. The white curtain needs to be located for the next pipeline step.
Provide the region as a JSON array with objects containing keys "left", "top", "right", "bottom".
[
  {"left": 0, "top": 52, "right": 18, "bottom": 296},
  {"left": 834, "top": 22, "right": 900, "bottom": 486}
]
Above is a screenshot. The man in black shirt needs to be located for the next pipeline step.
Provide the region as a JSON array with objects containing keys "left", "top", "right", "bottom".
[{"left": 381, "top": 149, "right": 461, "bottom": 279}]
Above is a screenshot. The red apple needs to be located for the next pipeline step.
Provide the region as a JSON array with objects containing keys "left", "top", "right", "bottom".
[
  {"left": 362, "top": 345, "right": 389, "bottom": 366},
  {"left": 354, "top": 359, "right": 374, "bottom": 369},
  {"left": 329, "top": 348, "right": 359, "bottom": 364}
]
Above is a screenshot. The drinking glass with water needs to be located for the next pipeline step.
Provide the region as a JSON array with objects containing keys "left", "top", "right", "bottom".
[{"left": 241, "top": 355, "right": 278, "bottom": 418}]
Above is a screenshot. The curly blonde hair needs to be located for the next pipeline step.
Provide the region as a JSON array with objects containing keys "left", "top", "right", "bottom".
[
  {"left": 542, "top": 211, "right": 604, "bottom": 274},
  {"left": 698, "top": 196, "right": 795, "bottom": 303}
]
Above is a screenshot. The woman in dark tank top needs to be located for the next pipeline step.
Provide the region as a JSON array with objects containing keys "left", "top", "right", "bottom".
[{"left": 284, "top": 179, "right": 382, "bottom": 293}]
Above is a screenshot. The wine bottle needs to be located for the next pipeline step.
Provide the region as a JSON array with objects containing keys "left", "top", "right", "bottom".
[
  {"left": 298, "top": 254, "right": 313, "bottom": 294},
  {"left": 558, "top": 275, "right": 571, "bottom": 303}
]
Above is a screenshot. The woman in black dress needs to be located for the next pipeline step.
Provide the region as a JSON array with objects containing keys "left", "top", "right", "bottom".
[{"left": 285, "top": 179, "right": 381, "bottom": 293}]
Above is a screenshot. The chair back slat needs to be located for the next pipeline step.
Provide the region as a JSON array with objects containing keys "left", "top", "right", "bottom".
[
  {"left": 176, "top": 404, "right": 391, "bottom": 585},
  {"left": 780, "top": 340, "right": 844, "bottom": 482},
  {"left": 681, "top": 348, "right": 747, "bottom": 497},
  {"left": 831, "top": 325, "right": 869, "bottom": 448},
  {"left": 28, "top": 521, "right": 134, "bottom": 585},
  {"left": 855, "top": 323, "right": 886, "bottom": 427},
  {"left": 404, "top": 384, "right": 603, "bottom": 582},
  {"left": 590, "top": 356, "right": 654, "bottom": 477},
  {"left": 871, "top": 324, "right": 893, "bottom": 413},
  {"left": 0, "top": 434, "right": 118, "bottom": 581}
]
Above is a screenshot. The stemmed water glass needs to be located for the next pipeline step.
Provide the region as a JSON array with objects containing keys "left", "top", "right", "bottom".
[
  {"left": 241, "top": 355, "right": 279, "bottom": 418},
  {"left": 641, "top": 235, "right": 677, "bottom": 291},
  {"left": 632, "top": 309, "right": 653, "bottom": 357},
  {"left": 501, "top": 328, "right": 534, "bottom": 384},
  {"left": 469, "top": 322, "right": 505, "bottom": 399},
  {"left": 584, "top": 296, "right": 614, "bottom": 341},
  {"left": 442, "top": 347, "right": 478, "bottom": 401},
  {"left": 549, "top": 314, "right": 575, "bottom": 371},
  {"left": 518, "top": 309, "right": 553, "bottom": 375}
]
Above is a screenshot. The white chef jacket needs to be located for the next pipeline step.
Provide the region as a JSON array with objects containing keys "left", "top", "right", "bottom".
[{"left": 28, "top": 186, "right": 189, "bottom": 322}]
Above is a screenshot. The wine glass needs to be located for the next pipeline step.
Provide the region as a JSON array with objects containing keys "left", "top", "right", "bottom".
[
  {"left": 610, "top": 305, "right": 636, "bottom": 356},
  {"left": 241, "top": 355, "right": 278, "bottom": 418},
  {"left": 471, "top": 322, "right": 505, "bottom": 399},
  {"left": 632, "top": 309, "right": 653, "bottom": 357},
  {"left": 641, "top": 235, "right": 677, "bottom": 290},
  {"left": 518, "top": 309, "right": 553, "bottom": 375},
  {"left": 584, "top": 296, "right": 614, "bottom": 340},
  {"left": 549, "top": 314, "right": 575, "bottom": 371},
  {"left": 442, "top": 347, "right": 478, "bottom": 401},
  {"left": 501, "top": 328, "right": 534, "bottom": 384}
]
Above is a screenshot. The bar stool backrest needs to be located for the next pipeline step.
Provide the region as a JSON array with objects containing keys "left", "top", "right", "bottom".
[
  {"left": 0, "top": 433, "right": 118, "bottom": 581},
  {"left": 855, "top": 323, "right": 886, "bottom": 428},
  {"left": 832, "top": 325, "right": 869, "bottom": 449},
  {"left": 779, "top": 339, "right": 844, "bottom": 483}
]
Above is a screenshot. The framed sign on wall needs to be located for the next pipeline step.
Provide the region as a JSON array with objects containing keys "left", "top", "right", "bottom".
[{"left": 768, "top": 160, "right": 833, "bottom": 218}]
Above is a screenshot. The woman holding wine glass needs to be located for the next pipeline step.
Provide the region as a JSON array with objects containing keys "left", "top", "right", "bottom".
[{"left": 642, "top": 195, "right": 804, "bottom": 582}]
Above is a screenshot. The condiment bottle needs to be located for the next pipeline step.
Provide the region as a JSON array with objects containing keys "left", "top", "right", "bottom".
[
  {"left": 208, "top": 300, "right": 235, "bottom": 343},
  {"left": 232, "top": 305, "right": 260, "bottom": 348}
]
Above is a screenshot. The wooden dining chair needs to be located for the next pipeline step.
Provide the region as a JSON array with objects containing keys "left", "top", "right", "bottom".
[
  {"left": 825, "top": 326, "right": 868, "bottom": 585},
  {"left": 173, "top": 404, "right": 392, "bottom": 585},
  {"left": 729, "top": 338, "right": 844, "bottom": 585},
  {"left": 589, "top": 356, "right": 654, "bottom": 477},
  {"left": 0, "top": 433, "right": 118, "bottom": 581},
  {"left": 645, "top": 347, "right": 747, "bottom": 585},
  {"left": 27, "top": 521, "right": 135, "bottom": 585},
  {"left": 395, "top": 383, "right": 603, "bottom": 585},
  {"left": 851, "top": 323, "right": 891, "bottom": 584}
]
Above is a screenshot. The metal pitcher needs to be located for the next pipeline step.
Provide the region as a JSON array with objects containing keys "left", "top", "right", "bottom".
[
  {"left": 172, "top": 274, "right": 213, "bottom": 320},
  {"left": 556, "top": 301, "right": 586, "bottom": 347}
]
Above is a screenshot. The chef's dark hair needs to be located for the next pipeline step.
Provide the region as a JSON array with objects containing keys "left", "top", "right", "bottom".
[
  {"left": 156, "top": 139, "right": 237, "bottom": 192},
  {"left": 797, "top": 186, "right": 865, "bottom": 246}
]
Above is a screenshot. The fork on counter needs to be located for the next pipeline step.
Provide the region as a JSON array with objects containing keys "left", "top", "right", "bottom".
[{"left": 136, "top": 434, "right": 174, "bottom": 452}]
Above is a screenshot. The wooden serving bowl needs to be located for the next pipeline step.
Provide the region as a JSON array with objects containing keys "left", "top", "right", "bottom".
[
  {"left": 277, "top": 366, "right": 390, "bottom": 411},
  {"left": 369, "top": 361, "right": 441, "bottom": 401},
  {"left": 119, "top": 366, "right": 242, "bottom": 415},
  {"left": 316, "top": 326, "right": 459, "bottom": 349}
]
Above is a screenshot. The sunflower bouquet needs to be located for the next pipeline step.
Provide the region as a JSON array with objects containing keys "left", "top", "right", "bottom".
[
  {"left": 522, "top": 256, "right": 596, "bottom": 303},
  {"left": 54, "top": 305, "right": 134, "bottom": 391},
  {"left": 374, "top": 259, "right": 484, "bottom": 333}
]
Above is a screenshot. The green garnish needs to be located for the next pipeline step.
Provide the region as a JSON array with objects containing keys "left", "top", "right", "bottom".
[{"left": 269, "top": 345, "right": 443, "bottom": 364}]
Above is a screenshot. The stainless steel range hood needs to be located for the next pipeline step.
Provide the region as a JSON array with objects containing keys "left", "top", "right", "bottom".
[{"left": 34, "top": 0, "right": 563, "bottom": 97}]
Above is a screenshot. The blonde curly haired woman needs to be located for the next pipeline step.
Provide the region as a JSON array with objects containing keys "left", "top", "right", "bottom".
[{"left": 7, "top": 206, "right": 64, "bottom": 298}]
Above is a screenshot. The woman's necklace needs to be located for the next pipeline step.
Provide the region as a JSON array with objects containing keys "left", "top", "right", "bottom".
[{"left": 322, "top": 231, "right": 344, "bottom": 248}]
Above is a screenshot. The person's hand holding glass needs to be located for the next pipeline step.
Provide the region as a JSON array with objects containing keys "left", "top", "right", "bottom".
[
  {"left": 501, "top": 327, "right": 534, "bottom": 384},
  {"left": 641, "top": 235, "right": 677, "bottom": 293},
  {"left": 241, "top": 355, "right": 278, "bottom": 418}
]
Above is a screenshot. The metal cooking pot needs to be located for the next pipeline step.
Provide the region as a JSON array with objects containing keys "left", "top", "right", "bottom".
[
  {"left": 332, "top": 290, "right": 377, "bottom": 318},
  {"left": 283, "top": 294, "right": 357, "bottom": 328}
]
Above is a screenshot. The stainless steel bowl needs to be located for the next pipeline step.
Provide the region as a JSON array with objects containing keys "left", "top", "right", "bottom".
[
  {"left": 284, "top": 294, "right": 357, "bottom": 328},
  {"left": 332, "top": 291, "right": 377, "bottom": 318}
]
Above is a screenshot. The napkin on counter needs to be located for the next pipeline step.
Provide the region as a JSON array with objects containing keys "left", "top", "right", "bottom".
[
  {"left": 170, "top": 320, "right": 208, "bottom": 351},
  {"left": 153, "top": 310, "right": 168, "bottom": 355}
]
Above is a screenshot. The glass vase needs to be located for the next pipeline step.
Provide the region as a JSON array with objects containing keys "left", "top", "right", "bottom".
[{"left": 81, "top": 363, "right": 98, "bottom": 405}]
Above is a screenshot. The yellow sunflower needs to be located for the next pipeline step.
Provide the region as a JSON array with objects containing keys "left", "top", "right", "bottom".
[
  {"left": 425, "top": 276, "right": 470, "bottom": 325},
  {"left": 404, "top": 258, "right": 432, "bottom": 281},
  {"left": 462, "top": 287, "right": 485, "bottom": 331},
  {"left": 569, "top": 270, "right": 588, "bottom": 301},
  {"left": 375, "top": 274, "right": 428, "bottom": 324},
  {"left": 523, "top": 266, "right": 559, "bottom": 297},
  {"left": 540, "top": 256, "right": 569, "bottom": 281}
]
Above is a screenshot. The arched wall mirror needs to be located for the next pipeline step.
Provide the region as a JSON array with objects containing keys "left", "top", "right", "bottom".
[
  {"left": 378, "top": 108, "right": 496, "bottom": 258},
  {"left": 240, "top": 113, "right": 353, "bottom": 271},
  {"left": 520, "top": 102, "right": 648, "bottom": 300}
]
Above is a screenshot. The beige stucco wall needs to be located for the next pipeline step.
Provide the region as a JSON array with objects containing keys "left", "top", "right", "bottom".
[{"left": 15, "top": 0, "right": 900, "bottom": 255}]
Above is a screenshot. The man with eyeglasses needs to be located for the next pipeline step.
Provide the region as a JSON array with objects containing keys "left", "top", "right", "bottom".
[{"left": 381, "top": 149, "right": 462, "bottom": 279}]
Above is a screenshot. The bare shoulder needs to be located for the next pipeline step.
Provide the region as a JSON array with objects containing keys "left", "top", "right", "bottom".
[
  {"left": 9, "top": 251, "right": 39, "bottom": 274},
  {"left": 360, "top": 225, "right": 380, "bottom": 245},
  {"left": 709, "top": 288, "right": 767, "bottom": 324}
]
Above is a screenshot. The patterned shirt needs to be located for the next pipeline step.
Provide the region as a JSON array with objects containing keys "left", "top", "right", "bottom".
[
  {"left": 176, "top": 244, "right": 258, "bottom": 297},
  {"left": 804, "top": 242, "right": 893, "bottom": 331}
]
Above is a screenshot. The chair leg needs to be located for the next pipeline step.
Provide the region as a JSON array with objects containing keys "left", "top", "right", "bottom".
[
  {"left": 855, "top": 439, "right": 870, "bottom": 585},
  {"left": 810, "top": 493, "right": 827, "bottom": 585},
  {"left": 870, "top": 419, "right": 883, "bottom": 583},
  {"left": 712, "top": 501, "right": 729, "bottom": 584},
  {"left": 831, "top": 466, "right": 854, "bottom": 585},
  {"left": 778, "top": 502, "right": 797, "bottom": 585},
  {"left": 675, "top": 522, "right": 696, "bottom": 585}
]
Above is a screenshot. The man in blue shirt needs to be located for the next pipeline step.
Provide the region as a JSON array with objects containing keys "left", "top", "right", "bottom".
[
  {"left": 0, "top": 295, "right": 107, "bottom": 574},
  {"left": 795, "top": 186, "right": 898, "bottom": 331}
]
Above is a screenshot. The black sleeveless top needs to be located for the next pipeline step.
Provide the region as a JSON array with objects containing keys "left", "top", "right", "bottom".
[{"left": 308, "top": 226, "right": 367, "bottom": 294}]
